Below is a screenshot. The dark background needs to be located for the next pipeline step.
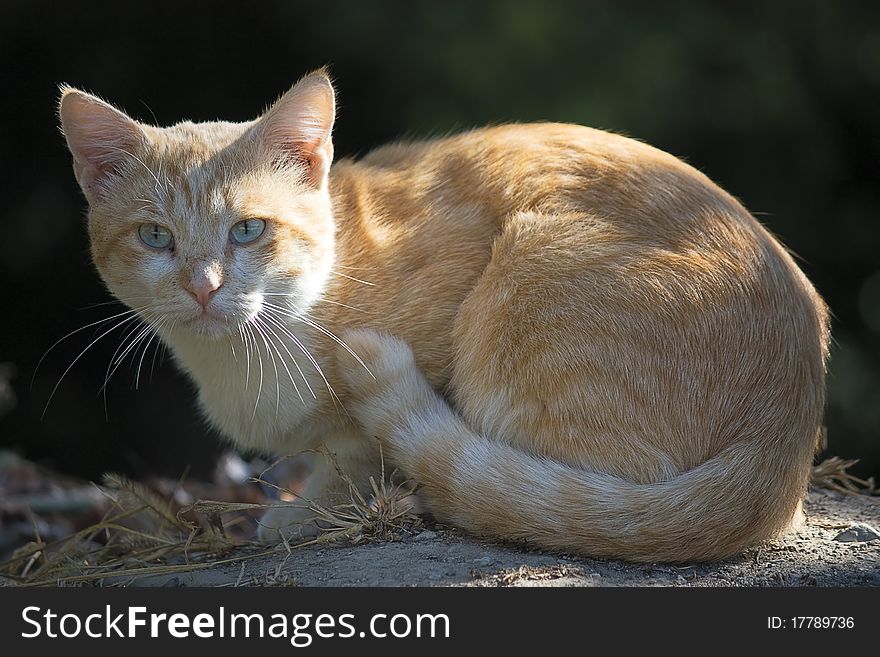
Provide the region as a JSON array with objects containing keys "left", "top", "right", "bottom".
[{"left": 1, "top": 1, "right": 878, "bottom": 482}]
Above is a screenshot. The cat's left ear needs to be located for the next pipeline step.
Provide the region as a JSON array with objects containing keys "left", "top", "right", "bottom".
[
  {"left": 258, "top": 71, "right": 336, "bottom": 188},
  {"left": 58, "top": 87, "right": 150, "bottom": 203}
]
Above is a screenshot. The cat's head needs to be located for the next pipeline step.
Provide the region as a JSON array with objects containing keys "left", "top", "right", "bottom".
[{"left": 59, "top": 71, "right": 336, "bottom": 338}]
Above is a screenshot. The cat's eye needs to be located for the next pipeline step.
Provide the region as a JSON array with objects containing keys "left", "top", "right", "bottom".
[
  {"left": 230, "top": 218, "right": 267, "bottom": 245},
  {"left": 138, "top": 223, "right": 173, "bottom": 249}
]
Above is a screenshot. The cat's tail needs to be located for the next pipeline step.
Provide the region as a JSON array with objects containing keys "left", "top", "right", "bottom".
[
  {"left": 388, "top": 431, "right": 809, "bottom": 562},
  {"left": 340, "top": 331, "right": 814, "bottom": 563}
]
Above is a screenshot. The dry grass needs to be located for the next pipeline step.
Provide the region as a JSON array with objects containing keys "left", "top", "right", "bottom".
[
  {"left": 811, "top": 456, "right": 877, "bottom": 496},
  {"left": 1, "top": 449, "right": 871, "bottom": 586},
  {"left": 0, "top": 446, "right": 422, "bottom": 587},
  {"left": 199, "top": 447, "right": 423, "bottom": 548}
]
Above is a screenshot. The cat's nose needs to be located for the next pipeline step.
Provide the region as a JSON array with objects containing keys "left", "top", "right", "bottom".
[{"left": 185, "top": 271, "right": 223, "bottom": 309}]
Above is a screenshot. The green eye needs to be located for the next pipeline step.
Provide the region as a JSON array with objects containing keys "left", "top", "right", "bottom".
[
  {"left": 230, "top": 218, "right": 266, "bottom": 245},
  {"left": 138, "top": 223, "right": 173, "bottom": 249}
]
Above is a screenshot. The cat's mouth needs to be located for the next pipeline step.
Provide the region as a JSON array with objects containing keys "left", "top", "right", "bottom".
[{"left": 151, "top": 293, "right": 265, "bottom": 338}]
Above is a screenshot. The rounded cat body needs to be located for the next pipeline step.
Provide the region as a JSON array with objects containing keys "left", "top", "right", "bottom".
[{"left": 60, "top": 71, "right": 829, "bottom": 561}]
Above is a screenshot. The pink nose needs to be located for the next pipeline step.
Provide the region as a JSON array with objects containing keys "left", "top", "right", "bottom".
[{"left": 185, "top": 276, "right": 222, "bottom": 309}]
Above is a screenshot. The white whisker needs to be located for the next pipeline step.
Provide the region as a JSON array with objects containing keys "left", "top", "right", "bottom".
[
  {"left": 100, "top": 319, "right": 155, "bottom": 397},
  {"left": 33, "top": 306, "right": 143, "bottom": 388},
  {"left": 255, "top": 316, "right": 306, "bottom": 404},
  {"left": 239, "top": 324, "right": 252, "bottom": 389},
  {"left": 246, "top": 321, "right": 265, "bottom": 420},
  {"left": 149, "top": 318, "right": 172, "bottom": 383},
  {"left": 258, "top": 314, "right": 314, "bottom": 401},
  {"left": 41, "top": 312, "right": 143, "bottom": 419},
  {"left": 329, "top": 270, "right": 376, "bottom": 286},
  {"left": 260, "top": 309, "right": 342, "bottom": 410},
  {"left": 251, "top": 318, "right": 282, "bottom": 418},
  {"left": 227, "top": 335, "right": 237, "bottom": 361},
  {"left": 262, "top": 292, "right": 366, "bottom": 314},
  {"left": 262, "top": 301, "right": 374, "bottom": 380},
  {"left": 135, "top": 316, "right": 167, "bottom": 390}
]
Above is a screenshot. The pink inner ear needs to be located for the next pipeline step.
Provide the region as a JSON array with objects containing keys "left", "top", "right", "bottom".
[
  {"left": 262, "top": 135, "right": 315, "bottom": 168},
  {"left": 60, "top": 91, "right": 146, "bottom": 192}
]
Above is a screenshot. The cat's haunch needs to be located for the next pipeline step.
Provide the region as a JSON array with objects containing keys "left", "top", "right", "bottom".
[{"left": 59, "top": 71, "right": 829, "bottom": 562}]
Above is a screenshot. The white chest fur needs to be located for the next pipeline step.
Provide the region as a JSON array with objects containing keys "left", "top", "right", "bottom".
[{"left": 163, "top": 320, "right": 331, "bottom": 454}]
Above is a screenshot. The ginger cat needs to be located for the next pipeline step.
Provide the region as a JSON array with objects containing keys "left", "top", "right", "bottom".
[{"left": 59, "top": 71, "right": 829, "bottom": 562}]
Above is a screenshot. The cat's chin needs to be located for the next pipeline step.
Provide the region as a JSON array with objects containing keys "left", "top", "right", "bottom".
[{"left": 182, "top": 312, "right": 239, "bottom": 339}]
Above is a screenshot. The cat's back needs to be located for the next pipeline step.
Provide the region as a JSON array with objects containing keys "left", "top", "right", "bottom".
[
  {"left": 356, "top": 122, "right": 650, "bottom": 171},
  {"left": 337, "top": 122, "right": 748, "bottom": 234},
  {"left": 331, "top": 122, "right": 825, "bottom": 352}
]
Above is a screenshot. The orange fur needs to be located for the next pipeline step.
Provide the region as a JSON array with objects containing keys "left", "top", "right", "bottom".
[{"left": 60, "top": 71, "right": 829, "bottom": 561}]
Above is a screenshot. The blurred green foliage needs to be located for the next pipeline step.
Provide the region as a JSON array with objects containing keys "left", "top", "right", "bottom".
[{"left": 0, "top": 0, "right": 878, "bottom": 479}]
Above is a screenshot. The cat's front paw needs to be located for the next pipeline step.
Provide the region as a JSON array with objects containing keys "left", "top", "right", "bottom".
[
  {"left": 336, "top": 329, "right": 429, "bottom": 438},
  {"left": 256, "top": 505, "right": 320, "bottom": 544},
  {"left": 337, "top": 328, "right": 416, "bottom": 391}
]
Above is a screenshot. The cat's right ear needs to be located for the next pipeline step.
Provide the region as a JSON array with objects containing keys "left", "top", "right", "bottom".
[
  {"left": 256, "top": 71, "right": 336, "bottom": 189},
  {"left": 58, "top": 87, "right": 149, "bottom": 202}
]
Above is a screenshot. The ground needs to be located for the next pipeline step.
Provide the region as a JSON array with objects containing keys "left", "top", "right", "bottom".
[
  {"left": 89, "top": 488, "right": 879, "bottom": 587},
  {"left": 1, "top": 448, "right": 877, "bottom": 587}
]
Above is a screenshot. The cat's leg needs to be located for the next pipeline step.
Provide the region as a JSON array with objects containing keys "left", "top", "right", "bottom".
[
  {"left": 257, "top": 430, "right": 380, "bottom": 543},
  {"left": 331, "top": 329, "right": 458, "bottom": 462}
]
